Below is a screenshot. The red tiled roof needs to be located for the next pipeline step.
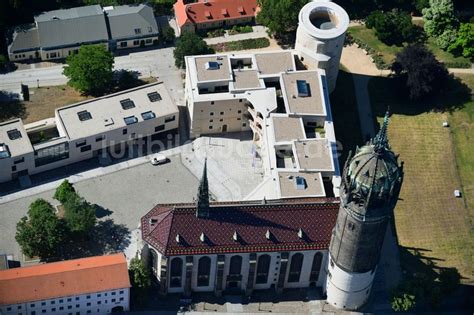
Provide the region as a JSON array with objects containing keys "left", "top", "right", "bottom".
[
  {"left": 0, "top": 254, "right": 130, "bottom": 305},
  {"left": 174, "top": 0, "right": 259, "bottom": 29},
  {"left": 141, "top": 199, "right": 339, "bottom": 256}
]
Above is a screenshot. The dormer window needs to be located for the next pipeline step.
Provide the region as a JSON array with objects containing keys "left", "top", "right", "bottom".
[
  {"left": 134, "top": 28, "right": 141, "bottom": 34},
  {"left": 205, "top": 10, "right": 212, "bottom": 19}
]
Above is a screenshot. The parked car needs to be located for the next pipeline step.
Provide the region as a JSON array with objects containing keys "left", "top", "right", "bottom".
[{"left": 150, "top": 153, "right": 168, "bottom": 165}]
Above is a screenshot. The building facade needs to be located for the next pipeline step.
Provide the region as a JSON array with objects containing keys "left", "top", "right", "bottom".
[
  {"left": 174, "top": 0, "right": 258, "bottom": 36},
  {"left": 325, "top": 113, "right": 404, "bottom": 310},
  {"left": 0, "top": 82, "right": 179, "bottom": 184},
  {"left": 8, "top": 4, "right": 159, "bottom": 62},
  {"left": 0, "top": 254, "right": 131, "bottom": 315}
]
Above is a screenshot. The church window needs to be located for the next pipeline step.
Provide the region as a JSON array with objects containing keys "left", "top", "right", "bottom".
[
  {"left": 288, "top": 253, "right": 304, "bottom": 283},
  {"left": 197, "top": 256, "right": 211, "bottom": 286},
  {"left": 256, "top": 254, "right": 271, "bottom": 284},
  {"left": 310, "top": 252, "right": 323, "bottom": 282},
  {"left": 170, "top": 257, "right": 183, "bottom": 288}
]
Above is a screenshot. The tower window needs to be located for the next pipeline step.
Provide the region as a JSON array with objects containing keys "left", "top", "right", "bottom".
[
  {"left": 330, "top": 259, "right": 334, "bottom": 268},
  {"left": 347, "top": 222, "right": 355, "bottom": 230}
]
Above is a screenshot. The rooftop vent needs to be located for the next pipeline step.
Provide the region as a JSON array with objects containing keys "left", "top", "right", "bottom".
[
  {"left": 233, "top": 231, "right": 239, "bottom": 242},
  {"left": 265, "top": 230, "right": 271, "bottom": 240},
  {"left": 149, "top": 218, "right": 158, "bottom": 225},
  {"left": 298, "top": 228, "right": 304, "bottom": 239},
  {"left": 104, "top": 118, "right": 114, "bottom": 126},
  {"left": 296, "top": 80, "right": 310, "bottom": 97},
  {"left": 176, "top": 234, "right": 181, "bottom": 243},
  {"left": 200, "top": 232, "right": 206, "bottom": 243},
  {"left": 206, "top": 61, "right": 220, "bottom": 70}
]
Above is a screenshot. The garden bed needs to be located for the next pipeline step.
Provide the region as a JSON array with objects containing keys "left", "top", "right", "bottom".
[{"left": 210, "top": 38, "right": 270, "bottom": 52}]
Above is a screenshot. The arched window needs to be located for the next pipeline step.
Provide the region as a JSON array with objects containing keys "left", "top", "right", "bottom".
[
  {"left": 229, "top": 256, "right": 242, "bottom": 275},
  {"left": 170, "top": 257, "right": 183, "bottom": 288},
  {"left": 197, "top": 256, "right": 211, "bottom": 287},
  {"left": 256, "top": 254, "right": 271, "bottom": 284},
  {"left": 288, "top": 253, "right": 304, "bottom": 283},
  {"left": 310, "top": 252, "right": 323, "bottom": 282}
]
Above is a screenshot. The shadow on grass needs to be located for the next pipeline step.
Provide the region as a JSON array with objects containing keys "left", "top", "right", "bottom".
[
  {"left": 369, "top": 74, "right": 471, "bottom": 119},
  {"left": 59, "top": 218, "right": 130, "bottom": 260},
  {"left": 393, "top": 246, "right": 473, "bottom": 312}
]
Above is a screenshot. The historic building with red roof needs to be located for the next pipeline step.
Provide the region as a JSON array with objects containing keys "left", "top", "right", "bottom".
[
  {"left": 174, "top": 0, "right": 259, "bottom": 35},
  {"left": 0, "top": 254, "right": 131, "bottom": 315}
]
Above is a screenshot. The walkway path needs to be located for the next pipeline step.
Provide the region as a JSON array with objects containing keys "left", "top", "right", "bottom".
[{"left": 204, "top": 26, "right": 268, "bottom": 45}]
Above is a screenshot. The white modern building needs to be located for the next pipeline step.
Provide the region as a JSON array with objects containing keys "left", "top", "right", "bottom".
[
  {"left": 184, "top": 50, "right": 341, "bottom": 200},
  {"left": 0, "top": 81, "right": 179, "bottom": 184},
  {"left": 295, "top": 1, "right": 350, "bottom": 92},
  {"left": 0, "top": 254, "right": 131, "bottom": 315}
]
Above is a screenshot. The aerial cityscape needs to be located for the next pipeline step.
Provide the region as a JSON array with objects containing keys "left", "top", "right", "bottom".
[{"left": 0, "top": 0, "right": 472, "bottom": 314}]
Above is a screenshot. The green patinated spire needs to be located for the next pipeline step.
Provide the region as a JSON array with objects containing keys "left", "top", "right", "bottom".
[
  {"left": 196, "top": 158, "right": 210, "bottom": 218},
  {"left": 372, "top": 110, "right": 390, "bottom": 152}
]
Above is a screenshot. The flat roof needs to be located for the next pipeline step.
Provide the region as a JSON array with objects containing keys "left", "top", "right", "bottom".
[
  {"left": 294, "top": 139, "right": 333, "bottom": 171},
  {"left": 272, "top": 116, "right": 305, "bottom": 142},
  {"left": 0, "top": 254, "right": 130, "bottom": 305},
  {"left": 281, "top": 71, "right": 325, "bottom": 115},
  {"left": 255, "top": 51, "right": 295, "bottom": 76},
  {"left": 232, "top": 69, "right": 262, "bottom": 90},
  {"left": 0, "top": 119, "right": 33, "bottom": 158},
  {"left": 57, "top": 82, "right": 178, "bottom": 140},
  {"left": 278, "top": 171, "right": 325, "bottom": 198},
  {"left": 194, "top": 55, "right": 232, "bottom": 82}
]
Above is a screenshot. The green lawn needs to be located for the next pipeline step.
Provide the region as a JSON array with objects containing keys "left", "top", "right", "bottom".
[
  {"left": 368, "top": 75, "right": 474, "bottom": 283},
  {"left": 348, "top": 25, "right": 472, "bottom": 67}
]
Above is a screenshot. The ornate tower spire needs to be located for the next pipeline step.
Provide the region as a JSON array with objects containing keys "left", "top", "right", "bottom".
[
  {"left": 372, "top": 110, "right": 390, "bottom": 152},
  {"left": 196, "top": 159, "right": 210, "bottom": 218}
]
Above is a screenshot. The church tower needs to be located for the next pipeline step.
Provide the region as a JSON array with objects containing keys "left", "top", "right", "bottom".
[{"left": 325, "top": 112, "right": 404, "bottom": 310}]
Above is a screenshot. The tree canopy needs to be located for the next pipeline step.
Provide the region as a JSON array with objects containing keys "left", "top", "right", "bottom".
[
  {"left": 256, "top": 0, "right": 308, "bottom": 35},
  {"left": 173, "top": 33, "right": 214, "bottom": 68},
  {"left": 391, "top": 44, "right": 449, "bottom": 100},
  {"left": 129, "top": 255, "right": 152, "bottom": 289},
  {"left": 366, "top": 9, "right": 417, "bottom": 46},
  {"left": 53, "top": 179, "right": 76, "bottom": 204},
  {"left": 15, "top": 199, "right": 65, "bottom": 259},
  {"left": 63, "top": 193, "right": 96, "bottom": 235},
  {"left": 422, "top": 0, "right": 459, "bottom": 50},
  {"left": 63, "top": 45, "right": 114, "bottom": 95},
  {"left": 448, "top": 23, "right": 474, "bottom": 60}
]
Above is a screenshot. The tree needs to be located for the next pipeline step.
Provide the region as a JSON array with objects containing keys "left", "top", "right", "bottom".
[
  {"left": 173, "top": 33, "right": 214, "bottom": 68},
  {"left": 448, "top": 23, "right": 474, "bottom": 59},
  {"left": 15, "top": 199, "right": 65, "bottom": 259},
  {"left": 256, "top": 0, "right": 309, "bottom": 35},
  {"left": 438, "top": 268, "right": 461, "bottom": 294},
  {"left": 161, "top": 25, "right": 175, "bottom": 44},
  {"left": 391, "top": 293, "right": 416, "bottom": 312},
  {"left": 422, "top": 0, "right": 459, "bottom": 49},
  {"left": 391, "top": 44, "right": 449, "bottom": 99},
  {"left": 129, "top": 255, "right": 151, "bottom": 289},
  {"left": 63, "top": 193, "right": 96, "bottom": 235},
  {"left": 366, "top": 9, "right": 416, "bottom": 46},
  {"left": 63, "top": 45, "right": 114, "bottom": 95},
  {"left": 0, "top": 55, "right": 8, "bottom": 72},
  {"left": 53, "top": 179, "right": 76, "bottom": 204}
]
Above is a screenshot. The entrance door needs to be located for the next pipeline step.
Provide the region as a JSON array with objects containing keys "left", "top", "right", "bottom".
[{"left": 222, "top": 124, "right": 227, "bottom": 132}]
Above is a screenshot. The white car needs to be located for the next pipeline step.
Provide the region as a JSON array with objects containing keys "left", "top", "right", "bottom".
[{"left": 150, "top": 153, "right": 168, "bottom": 165}]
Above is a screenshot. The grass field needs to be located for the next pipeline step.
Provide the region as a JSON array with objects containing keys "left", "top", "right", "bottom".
[
  {"left": 368, "top": 75, "right": 474, "bottom": 283},
  {"left": 349, "top": 25, "right": 472, "bottom": 67}
]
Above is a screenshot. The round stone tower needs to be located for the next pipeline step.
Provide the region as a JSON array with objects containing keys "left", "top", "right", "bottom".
[
  {"left": 295, "top": 0, "right": 349, "bottom": 93},
  {"left": 325, "top": 113, "right": 404, "bottom": 310}
]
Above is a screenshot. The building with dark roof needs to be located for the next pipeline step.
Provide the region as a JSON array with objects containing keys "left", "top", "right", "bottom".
[
  {"left": 140, "top": 160, "right": 339, "bottom": 296},
  {"left": 174, "top": 0, "right": 259, "bottom": 36},
  {"left": 7, "top": 3, "right": 159, "bottom": 62}
]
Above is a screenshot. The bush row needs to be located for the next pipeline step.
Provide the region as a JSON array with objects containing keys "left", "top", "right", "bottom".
[
  {"left": 211, "top": 38, "right": 270, "bottom": 52},
  {"left": 346, "top": 32, "right": 391, "bottom": 70}
]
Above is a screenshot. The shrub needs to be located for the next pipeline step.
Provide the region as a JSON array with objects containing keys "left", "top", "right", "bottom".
[
  {"left": 53, "top": 180, "right": 76, "bottom": 204},
  {"left": 392, "top": 293, "right": 416, "bottom": 312},
  {"left": 435, "top": 27, "right": 458, "bottom": 50},
  {"left": 423, "top": 0, "right": 459, "bottom": 50},
  {"left": 448, "top": 23, "right": 474, "bottom": 59}
]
